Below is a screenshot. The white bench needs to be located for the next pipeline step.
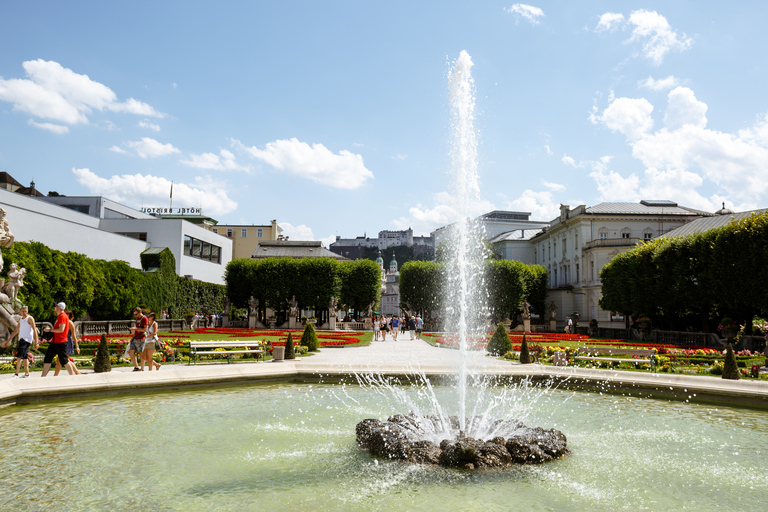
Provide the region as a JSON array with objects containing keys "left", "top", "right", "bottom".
[{"left": 188, "top": 341, "right": 265, "bottom": 364}]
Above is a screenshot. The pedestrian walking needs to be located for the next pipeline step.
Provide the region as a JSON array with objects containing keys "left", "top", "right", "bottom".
[
  {"left": 8, "top": 305, "right": 38, "bottom": 378},
  {"left": 41, "top": 302, "right": 75, "bottom": 377}
]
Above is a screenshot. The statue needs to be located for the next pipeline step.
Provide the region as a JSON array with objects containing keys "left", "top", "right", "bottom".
[
  {"left": 328, "top": 297, "right": 337, "bottom": 317},
  {"left": 288, "top": 295, "right": 299, "bottom": 317},
  {"left": 222, "top": 296, "right": 231, "bottom": 315},
  {"left": 549, "top": 301, "right": 557, "bottom": 321},
  {"left": 248, "top": 296, "right": 258, "bottom": 316},
  {"left": 2, "top": 263, "right": 25, "bottom": 302},
  {"left": 366, "top": 302, "right": 375, "bottom": 318},
  {"left": 0, "top": 208, "right": 14, "bottom": 272},
  {"left": 521, "top": 299, "right": 531, "bottom": 320}
]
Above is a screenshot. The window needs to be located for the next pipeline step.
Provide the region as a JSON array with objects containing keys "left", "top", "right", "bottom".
[
  {"left": 562, "top": 238, "right": 566, "bottom": 255},
  {"left": 226, "top": 228, "right": 233, "bottom": 238},
  {"left": 184, "top": 235, "right": 222, "bottom": 264},
  {"left": 553, "top": 241, "right": 557, "bottom": 256},
  {"left": 590, "top": 261, "right": 595, "bottom": 281},
  {"left": 116, "top": 232, "right": 147, "bottom": 241},
  {"left": 257, "top": 228, "right": 263, "bottom": 238},
  {"left": 644, "top": 229, "right": 653, "bottom": 240},
  {"left": 622, "top": 232, "right": 631, "bottom": 239},
  {"left": 575, "top": 233, "right": 578, "bottom": 249},
  {"left": 104, "top": 208, "right": 134, "bottom": 220},
  {"left": 241, "top": 228, "right": 247, "bottom": 238},
  {"left": 575, "top": 263, "right": 580, "bottom": 283},
  {"left": 599, "top": 232, "right": 608, "bottom": 240},
  {"left": 621, "top": 228, "right": 631, "bottom": 239},
  {"left": 212, "top": 228, "right": 218, "bottom": 234}
]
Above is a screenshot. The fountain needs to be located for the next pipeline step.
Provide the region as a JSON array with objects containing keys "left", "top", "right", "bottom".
[{"left": 354, "top": 52, "right": 568, "bottom": 468}]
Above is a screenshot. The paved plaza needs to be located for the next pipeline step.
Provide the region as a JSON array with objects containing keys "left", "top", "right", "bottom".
[{"left": 1, "top": 333, "right": 767, "bottom": 408}]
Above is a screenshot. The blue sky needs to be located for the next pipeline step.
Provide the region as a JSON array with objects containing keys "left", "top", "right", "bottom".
[{"left": 2, "top": 1, "right": 767, "bottom": 245}]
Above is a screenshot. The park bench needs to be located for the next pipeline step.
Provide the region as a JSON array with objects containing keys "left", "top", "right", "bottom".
[
  {"left": 574, "top": 347, "right": 656, "bottom": 370},
  {"left": 188, "top": 341, "right": 265, "bottom": 365}
]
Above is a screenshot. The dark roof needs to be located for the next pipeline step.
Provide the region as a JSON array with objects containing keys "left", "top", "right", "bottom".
[
  {"left": 252, "top": 240, "right": 348, "bottom": 260},
  {"left": 0, "top": 172, "right": 23, "bottom": 188},
  {"left": 585, "top": 202, "right": 712, "bottom": 216},
  {"left": 664, "top": 210, "right": 768, "bottom": 238},
  {"left": 15, "top": 186, "right": 44, "bottom": 197}
]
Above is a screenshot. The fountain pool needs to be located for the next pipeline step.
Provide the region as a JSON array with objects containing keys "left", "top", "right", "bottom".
[{"left": 0, "top": 381, "right": 765, "bottom": 511}]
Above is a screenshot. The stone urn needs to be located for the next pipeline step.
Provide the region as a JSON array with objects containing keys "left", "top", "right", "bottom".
[{"left": 721, "top": 326, "right": 738, "bottom": 340}]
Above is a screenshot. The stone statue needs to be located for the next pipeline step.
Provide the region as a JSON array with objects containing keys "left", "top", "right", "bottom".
[
  {"left": 521, "top": 299, "right": 531, "bottom": 320},
  {"left": 549, "top": 301, "right": 557, "bottom": 321},
  {"left": 222, "top": 296, "right": 230, "bottom": 315},
  {"left": 2, "top": 263, "right": 25, "bottom": 302},
  {"left": 288, "top": 295, "right": 299, "bottom": 317},
  {"left": 366, "top": 302, "right": 375, "bottom": 318},
  {"left": 248, "top": 296, "right": 258, "bottom": 316},
  {"left": 0, "top": 208, "right": 14, "bottom": 273},
  {"left": 328, "top": 296, "right": 337, "bottom": 317}
]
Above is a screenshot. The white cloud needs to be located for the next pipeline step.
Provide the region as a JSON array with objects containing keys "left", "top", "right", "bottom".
[
  {"left": 663, "top": 86, "right": 707, "bottom": 130},
  {"left": 628, "top": 10, "right": 692, "bottom": 65},
  {"left": 234, "top": 137, "right": 374, "bottom": 189},
  {"left": 138, "top": 120, "right": 161, "bottom": 132},
  {"left": 594, "top": 10, "right": 692, "bottom": 65},
  {"left": 181, "top": 149, "right": 249, "bottom": 171},
  {"left": 391, "top": 191, "right": 496, "bottom": 235},
  {"left": 278, "top": 221, "right": 335, "bottom": 247},
  {"left": 590, "top": 168, "right": 641, "bottom": 201},
  {"left": 0, "top": 59, "right": 164, "bottom": 127},
  {"left": 593, "top": 86, "right": 768, "bottom": 210},
  {"left": 108, "top": 145, "right": 128, "bottom": 154},
  {"left": 561, "top": 155, "right": 579, "bottom": 167},
  {"left": 595, "top": 96, "right": 654, "bottom": 140},
  {"left": 123, "top": 137, "right": 180, "bottom": 159},
  {"left": 543, "top": 180, "right": 565, "bottom": 191},
  {"left": 595, "top": 12, "right": 625, "bottom": 32},
  {"left": 544, "top": 144, "right": 553, "bottom": 156},
  {"left": 28, "top": 119, "right": 69, "bottom": 134},
  {"left": 638, "top": 75, "right": 680, "bottom": 91},
  {"left": 391, "top": 154, "right": 408, "bottom": 161},
  {"left": 72, "top": 168, "right": 236, "bottom": 215},
  {"left": 505, "top": 4, "right": 544, "bottom": 25},
  {"left": 504, "top": 190, "right": 560, "bottom": 221}
]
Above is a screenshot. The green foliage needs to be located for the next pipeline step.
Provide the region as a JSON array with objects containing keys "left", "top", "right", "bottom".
[
  {"left": 338, "top": 259, "right": 381, "bottom": 315},
  {"left": 600, "top": 212, "right": 768, "bottom": 330},
  {"left": 722, "top": 343, "right": 741, "bottom": 380},
  {"left": 94, "top": 334, "right": 111, "bottom": 373},
  {"left": 2, "top": 241, "right": 224, "bottom": 322},
  {"left": 519, "top": 334, "right": 533, "bottom": 364},
  {"left": 284, "top": 332, "right": 295, "bottom": 359},
  {"left": 300, "top": 323, "right": 319, "bottom": 351},
  {"left": 399, "top": 260, "right": 441, "bottom": 315},
  {"left": 487, "top": 322, "right": 512, "bottom": 356}
]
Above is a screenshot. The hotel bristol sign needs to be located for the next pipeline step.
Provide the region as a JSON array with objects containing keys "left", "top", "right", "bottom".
[{"left": 141, "top": 207, "right": 202, "bottom": 214}]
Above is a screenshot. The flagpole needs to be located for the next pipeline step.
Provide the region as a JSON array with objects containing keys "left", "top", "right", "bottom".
[{"left": 169, "top": 181, "right": 173, "bottom": 211}]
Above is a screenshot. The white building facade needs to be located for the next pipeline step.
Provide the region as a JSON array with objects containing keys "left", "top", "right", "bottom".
[
  {"left": 530, "top": 202, "right": 710, "bottom": 328},
  {"left": 1, "top": 189, "right": 231, "bottom": 285}
]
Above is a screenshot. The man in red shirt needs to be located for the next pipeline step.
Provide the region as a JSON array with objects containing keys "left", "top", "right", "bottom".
[
  {"left": 128, "top": 307, "right": 148, "bottom": 371},
  {"left": 41, "top": 302, "right": 75, "bottom": 377}
]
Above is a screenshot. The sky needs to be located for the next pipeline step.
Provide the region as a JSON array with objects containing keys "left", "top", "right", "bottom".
[{"left": 2, "top": 1, "right": 767, "bottom": 246}]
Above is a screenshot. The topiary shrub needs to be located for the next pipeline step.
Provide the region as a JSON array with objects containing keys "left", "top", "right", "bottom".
[
  {"left": 284, "top": 332, "right": 296, "bottom": 359},
  {"left": 300, "top": 323, "right": 320, "bottom": 352},
  {"left": 487, "top": 322, "right": 512, "bottom": 356},
  {"left": 722, "top": 343, "right": 741, "bottom": 380},
  {"left": 519, "top": 334, "right": 534, "bottom": 364},
  {"left": 94, "top": 334, "right": 111, "bottom": 373}
]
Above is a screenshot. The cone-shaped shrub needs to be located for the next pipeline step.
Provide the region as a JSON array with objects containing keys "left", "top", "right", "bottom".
[
  {"left": 519, "top": 334, "right": 533, "bottom": 364},
  {"left": 722, "top": 343, "right": 741, "bottom": 380},
  {"left": 94, "top": 333, "right": 111, "bottom": 373},
  {"left": 284, "top": 332, "right": 296, "bottom": 359},
  {"left": 300, "top": 323, "right": 320, "bottom": 352},
  {"left": 487, "top": 322, "right": 512, "bottom": 356}
]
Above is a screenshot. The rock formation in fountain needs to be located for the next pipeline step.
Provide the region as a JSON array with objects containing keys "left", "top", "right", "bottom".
[{"left": 356, "top": 414, "right": 569, "bottom": 469}]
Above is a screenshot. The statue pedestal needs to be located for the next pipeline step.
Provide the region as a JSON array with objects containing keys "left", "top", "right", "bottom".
[
  {"left": 523, "top": 319, "right": 531, "bottom": 333},
  {"left": 328, "top": 317, "right": 336, "bottom": 330},
  {"left": 288, "top": 315, "right": 297, "bottom": 330},
  {"left": 248, "top": 316, "right": 256, "bottom": 329},
  {"left": 223, "top": 317, "right": 230, "bottom": 328},
  {"left": 364, "top": 317, "right": 372, "bottom": 330},
  {"left": 549, "top": 320, "right": 557, "bottom": 332}
]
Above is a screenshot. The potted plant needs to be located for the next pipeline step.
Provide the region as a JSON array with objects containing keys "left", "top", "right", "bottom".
[
  {"left": 637, "top": 316, "right": 652, "bottom": 333},
  {"left": 719, "top": 317, "right": 738, "bottom": 340}
]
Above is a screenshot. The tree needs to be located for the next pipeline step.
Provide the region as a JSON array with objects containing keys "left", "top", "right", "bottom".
[
  {"left": 399, "top": 261, "right": 441, "bottom": 315},
  {"left": 519, "top": 334, "right": 533, "bottom": 364},
  {"left": 722, "top": 343, "right": 740, "bottom": 380},
  {"left": 300, "top": 323, "right": 320, "bottom": 351},
  {"left": 284, "top": 332, "right": 295, "bottom": 359},
  {"left": 94, "top": 334, "right": 111, "bottom": 373},
  {"left": 487, "top": 322, "right": 511, "bottom": 356},
  {"left": 338, "top": 259, "right": 381, "bottom": 316}
]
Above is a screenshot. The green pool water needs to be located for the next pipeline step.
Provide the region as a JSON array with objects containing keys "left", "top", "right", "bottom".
[{"left": 0, "top": 381, "right": 765, "bottom": 511}]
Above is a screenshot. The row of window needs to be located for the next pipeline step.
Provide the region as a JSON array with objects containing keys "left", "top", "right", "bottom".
[
  {"left": 212, "top": 227, "right": 263, "bottom": 238},
  {"left": 183, "top": 235, "right": 221, "bottom": 263},
  {"left": 536, "top": 228, "right": 654, "bottom": 263}
]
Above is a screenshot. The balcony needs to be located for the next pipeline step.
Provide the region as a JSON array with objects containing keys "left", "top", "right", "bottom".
[{"left": 583, "top": 237, "right": 642, "bottom": 250}]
